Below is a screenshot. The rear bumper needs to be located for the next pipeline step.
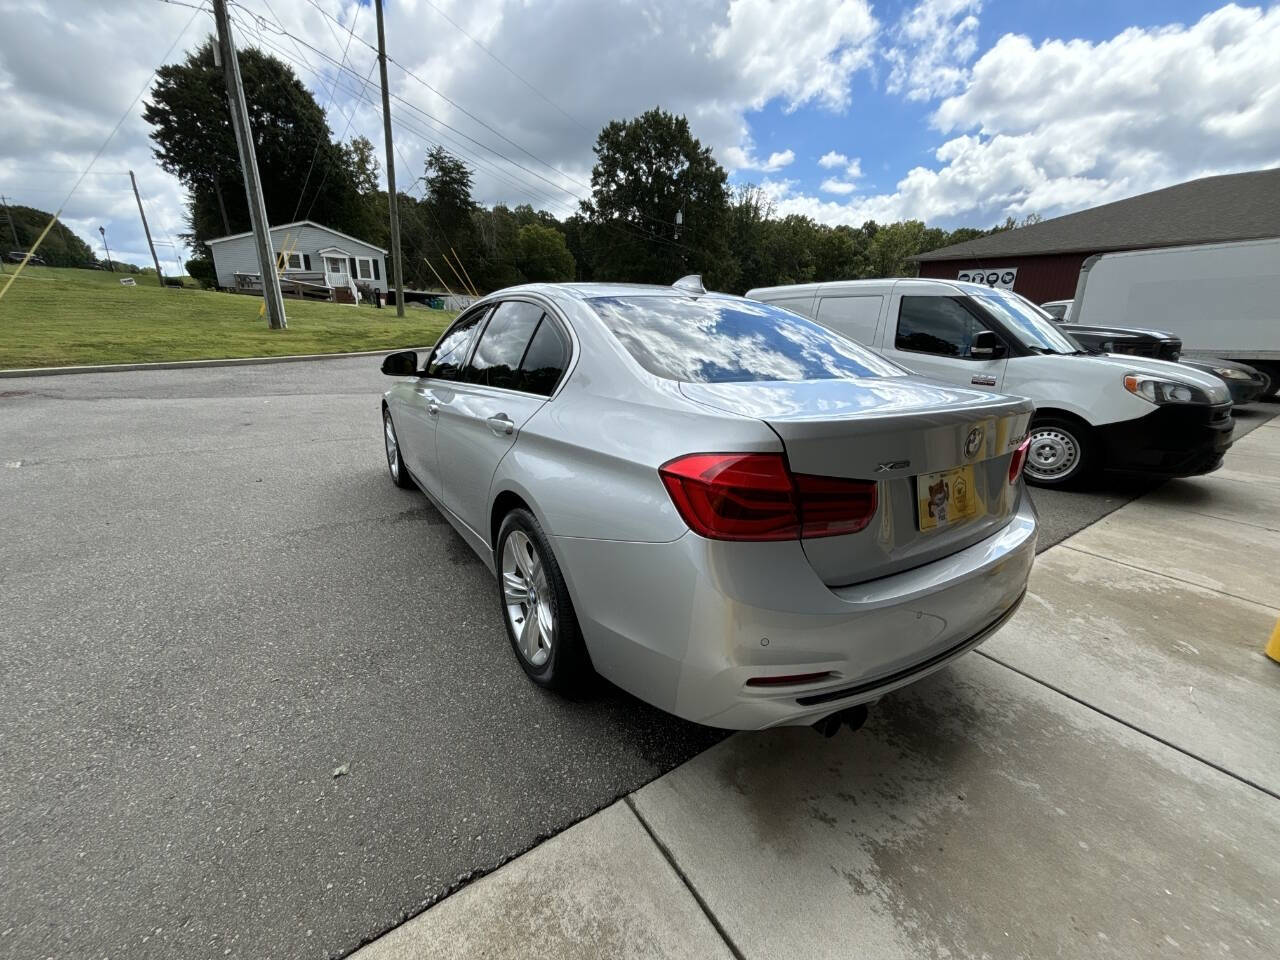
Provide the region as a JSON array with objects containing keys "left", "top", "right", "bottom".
[
  {"left": 1097, "top": 402, "right": 1234, "bottom": 477},
  {"left": 553, "top": 496, "right": 1037, "bottom": 729}
]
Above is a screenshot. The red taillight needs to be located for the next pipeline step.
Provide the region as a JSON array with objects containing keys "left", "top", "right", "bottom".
[
  {"left": 659, "top": 453, "right": 877, "bottom": 542},
  {"left": 1009, "top": 436, "right": 1032, "bottom": 484},
  {"left": 792, "top": 471, "right": 878, "bottom": 538}
]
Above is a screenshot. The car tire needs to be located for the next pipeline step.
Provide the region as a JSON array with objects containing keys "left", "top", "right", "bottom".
[
  {"left": 496, "top": 508, "right": 591, "bottom": 695},
  {"left": 1260, "top": 372, "right": 1277, "bottom": 400},
  {"left": 1023, "top": 416, "right": 1093, "bottom": 488},
  {"left": 383, "top": 407, "right": 414, "bottom": 489}
]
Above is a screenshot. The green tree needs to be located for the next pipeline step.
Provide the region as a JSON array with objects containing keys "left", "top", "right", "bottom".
[
  {"left": 143, "top": 40, "right": 364, "bottom": 244},
  {"left": 866, "top": 220, "right": 927, "bottom": 277},
  {"left": 724, "top": 184, "right": 771, "bottom": 293},
  {"left": 3, "top": 205, "right": 96, "bottom": 266},
  {"left": 584, "top": 107, "right": 736, "bottom": 289},
  {"left": 517, "top": 223, "right": 575, "bottom": 282},
  {"left": 346, "top": 135, "right": 380, "bottom": 194},
  {"left": 420, "top": 147, "right": 479, "bottom": 291}
]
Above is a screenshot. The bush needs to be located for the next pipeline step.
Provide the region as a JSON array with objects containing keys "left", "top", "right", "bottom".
[{"left": 185, "top": 256, "right": 217, "bottom": 289}]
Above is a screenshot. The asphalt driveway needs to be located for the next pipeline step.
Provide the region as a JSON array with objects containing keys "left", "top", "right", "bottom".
[{"left": 0, "top": 357, "right": 1272, "bottom": 958}]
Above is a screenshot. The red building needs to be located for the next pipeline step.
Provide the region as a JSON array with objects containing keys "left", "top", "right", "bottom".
[{"left": 913, "top": 168, "right": 1280, "bottom": 305}]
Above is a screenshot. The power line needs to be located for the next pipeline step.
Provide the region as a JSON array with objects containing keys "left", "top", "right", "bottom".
[
  {"left": 288, "top": 0, "right": 361, "bottom": 221},
  {"left": 268, "top": 7, "right": 688, "bottom": 238},
  {"left": 224, "top": 11, "right": 691, "bottom": 265},
  {"left": 0, "top": 1, "right": 208, "bottom": 299},
  {"left": 239, "top": 20, "right": 690, "bottom": 251},
  {"left": 416, "top": 0, "right": 591, "bottom": 134}
]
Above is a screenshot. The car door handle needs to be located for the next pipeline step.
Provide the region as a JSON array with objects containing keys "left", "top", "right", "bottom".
[
  {"left": 414, "top": 388, "right": 439, "bottom": 415},
  {"left": 486, "top": 414, "right": 515, "bottom": 436}
]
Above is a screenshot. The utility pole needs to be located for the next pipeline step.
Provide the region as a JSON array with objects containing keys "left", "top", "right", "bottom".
[
  {"left": 0, "top": 194, "right": 19, "bottom": 248},
  {"left": 99, "top": 226, "right": 114, "bottom": 272},
  {"left": 211, "top": 0, "right": 286, "bottom": 329},
  {"left": 375, "top": 0, "right": 405, "bottom": 317},
  {"left": 129, "top": 171, "right": 165, "bottom": 287}
]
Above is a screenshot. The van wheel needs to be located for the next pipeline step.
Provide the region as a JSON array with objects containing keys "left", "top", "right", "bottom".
[{"left": 1023, "top": 417, "right": 1091, "bottom": 487}]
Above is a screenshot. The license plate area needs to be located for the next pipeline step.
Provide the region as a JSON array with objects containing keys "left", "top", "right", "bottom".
[{"left": 917, "top": 465, "right": 983, "bottom": 532}]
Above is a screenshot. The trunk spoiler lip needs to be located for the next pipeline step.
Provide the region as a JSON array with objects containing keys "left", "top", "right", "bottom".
[{"left": 678, "top": 377, "right": 1034, "bottom": 425}]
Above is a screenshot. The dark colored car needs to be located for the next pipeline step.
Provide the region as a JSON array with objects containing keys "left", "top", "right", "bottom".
[
  {"left": 1039, "top": 298, "right": 1181, "bottom": 362},
  {"left": 1178, "top": 358, "right": 1270, "bottom": 405},
  {"left": 1038, "top": 299, "right": 1267, "bottom": 404},
  {"left": 5, "top": 251, "right": 47, "bottom": 266}
]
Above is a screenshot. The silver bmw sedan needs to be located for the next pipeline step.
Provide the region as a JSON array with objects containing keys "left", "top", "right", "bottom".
[{"left": 380, "top": 277, "right": 1037, "bottom": 730}]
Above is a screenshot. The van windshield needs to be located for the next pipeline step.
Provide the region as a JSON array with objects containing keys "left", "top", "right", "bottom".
[{"left": 972, "top": 290, "right": 1084, "bottom": 355}]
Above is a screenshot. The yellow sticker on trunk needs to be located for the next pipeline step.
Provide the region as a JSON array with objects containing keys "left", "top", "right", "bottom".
[{"left": 917, "top": 465, "right": 984, "bottom": 532}]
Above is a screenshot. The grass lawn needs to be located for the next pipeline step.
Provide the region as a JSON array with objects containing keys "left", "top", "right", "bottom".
[{"left": 0, "top": 264, "right": 454, "bottom": 369}]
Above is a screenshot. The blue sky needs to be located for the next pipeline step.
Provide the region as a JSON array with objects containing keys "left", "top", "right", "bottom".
[
  {"left": 1, "top": 0, "right": 1278, "bottom": 263},
  {"left": 746, "top": 0, "right": 1218, "bottom": 199},
  {"left": 737, "top": 0, "right": 1272, "bottom": 228}
]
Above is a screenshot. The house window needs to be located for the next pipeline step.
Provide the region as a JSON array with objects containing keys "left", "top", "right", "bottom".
[
  {"left": 279, "top": 252, "right": 303, "bottom": 270},
  {"left": 357, "top": 258, "right": 372, "bottom": 280},
  {"left": 325, "top": 256, "right": 346, "bottom": 275}
]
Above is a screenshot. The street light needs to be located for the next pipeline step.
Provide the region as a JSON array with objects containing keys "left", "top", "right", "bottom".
[{"left": 99, "top": 225, "right": 114, "bottom": 273}]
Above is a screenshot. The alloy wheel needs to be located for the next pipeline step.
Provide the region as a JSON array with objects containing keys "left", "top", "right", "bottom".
[
  {"left": 501, "top": 530, "right": 554, "bottom": 667},
  {"left": 384, "top": 412, "right": 399, "bottom": 480}
]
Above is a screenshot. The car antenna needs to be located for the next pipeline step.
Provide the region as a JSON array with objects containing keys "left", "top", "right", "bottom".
[{"left": 672, "top": 274, "right": 706, "bottom": 296}]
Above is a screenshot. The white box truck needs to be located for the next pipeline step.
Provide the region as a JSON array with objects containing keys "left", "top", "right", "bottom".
[{"left": 1070, "top": 236, "right": 1280, "bottom": 397}]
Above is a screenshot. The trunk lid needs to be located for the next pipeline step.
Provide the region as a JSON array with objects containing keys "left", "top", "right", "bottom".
[{"left": 680, "top": 377, "right": 1034, "bottom": 586}]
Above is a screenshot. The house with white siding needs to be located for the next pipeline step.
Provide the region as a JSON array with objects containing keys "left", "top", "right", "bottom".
[{"left": 206, "top": 220, "right": 388, "bottom": 303}]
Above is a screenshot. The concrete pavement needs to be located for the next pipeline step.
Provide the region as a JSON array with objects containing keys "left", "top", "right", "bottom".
[{"left": 355, "top": 412, "right": 1280, "bottom": 960}]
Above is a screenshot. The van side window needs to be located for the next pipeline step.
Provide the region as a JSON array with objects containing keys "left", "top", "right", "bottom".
[
  {"left": 896, "top": 296, "right": 987, "bottom": 359},
  {"left": 816, "top": 296, "right": 884, "bottom": 346},
  {"left": 769, "top": 297, "right": 816, "bottom": 319}
]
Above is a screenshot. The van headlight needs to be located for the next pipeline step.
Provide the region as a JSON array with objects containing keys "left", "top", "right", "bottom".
[
  {"left": 1212, "top": 366, "right": 1252, "bottom": 381},
  {"left": 1123, "top": 374, "right": 1209, "bottom": 405}
]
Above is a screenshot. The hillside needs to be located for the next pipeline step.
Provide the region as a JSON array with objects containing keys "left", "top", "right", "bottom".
[{"left": 0, "top": 265, "right": 453, "bottom": 369}]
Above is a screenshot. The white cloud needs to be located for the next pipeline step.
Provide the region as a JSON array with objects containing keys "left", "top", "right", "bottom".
[
  {"left": 763, "top": 149, "right": 795, "bottom": 171},
  {"left": 726, "top": 145, "right": 796, "bottom": 173},
  {"left": 886, "top": 0, "right": 982, "bottom": 102},
  {"left": 711, "top": 0, "right": 879, "bottom": 112},
  {"left": 817, "top": 151, "right": 862, "bottom": 179},
  {"left": 774, "top": 4, "right": 1280, "bottom": 228},
  {"left": 0, "top": 0, "right": 879, "bottom": 260},
  {"left": 820, "top": 178, "right": 858, "bottom": 195}
]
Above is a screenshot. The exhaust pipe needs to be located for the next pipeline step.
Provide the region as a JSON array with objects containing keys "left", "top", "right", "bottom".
[{"left": 811, "top": 704, "right": 870, "bottom": 737}]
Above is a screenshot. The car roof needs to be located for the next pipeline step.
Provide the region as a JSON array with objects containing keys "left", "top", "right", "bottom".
[
  {"left": 746, "top": 277, "right": 1007, "bottom": 299},
  {"left": 490, "top": 281, "right": 734, "bottom": 302}
]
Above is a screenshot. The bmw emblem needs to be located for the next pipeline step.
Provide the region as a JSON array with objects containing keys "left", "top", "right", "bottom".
[{"left": 965, "top": 427, "right": 984, "bottom": 459}]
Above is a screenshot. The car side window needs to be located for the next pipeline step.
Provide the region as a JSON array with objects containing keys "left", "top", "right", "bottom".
[
  {"left": 895, "top": 296, "right": 989, "bottom": 359},
  {"left": 426, "top": 307, "right": 489, "bottom": 380},
  {"left": 816, "top": 295, "right": 884, "bottom": 346},
  {"left": 517, "top": 317, "right": 571, "bottom": 396},
  {"left": 464, "top": 301, "right": 544, "bottom": 389}
]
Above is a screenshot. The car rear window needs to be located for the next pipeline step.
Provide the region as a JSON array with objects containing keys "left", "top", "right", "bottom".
[{"left": 588, "top": 295, "right": 904, "bottom": 383}]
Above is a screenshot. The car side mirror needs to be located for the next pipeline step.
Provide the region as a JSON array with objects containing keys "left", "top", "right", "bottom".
[
  {"left": 970, "top": 331, "right": 1006, "bottom": 360},
  {"left": 381, "top": 350, "right": 419, "bottom": 377}
]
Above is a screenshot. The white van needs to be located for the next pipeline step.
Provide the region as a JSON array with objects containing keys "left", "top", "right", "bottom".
[{"left": 746, "top": 279, "right": 1234, "bottom": 487}]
